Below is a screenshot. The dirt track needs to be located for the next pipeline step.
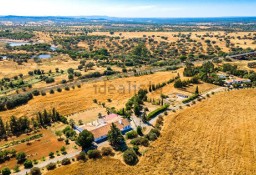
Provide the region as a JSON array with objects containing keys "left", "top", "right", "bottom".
[{"left": 46, "top": 89, "right": 256, "bottom": 175}]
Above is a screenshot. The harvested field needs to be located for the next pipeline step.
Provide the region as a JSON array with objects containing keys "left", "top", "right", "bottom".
[
  {"left": 46, "top": 89, "right": 256, "bottom": 175},
  {"left": 184, "top": 82, "right": 218, "bottom": 94},
  {"left": 0, "top": 71, "right": 177, "bottom": 120}
]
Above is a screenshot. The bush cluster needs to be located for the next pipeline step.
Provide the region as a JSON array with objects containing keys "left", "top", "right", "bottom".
[{"left": 130, "top": 137, "right": 149, "bottom": 147}]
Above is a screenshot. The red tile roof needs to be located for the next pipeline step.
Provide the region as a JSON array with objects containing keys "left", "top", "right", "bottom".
[{"left": 90, "top": 118, "right": 130, "bottom": 139}]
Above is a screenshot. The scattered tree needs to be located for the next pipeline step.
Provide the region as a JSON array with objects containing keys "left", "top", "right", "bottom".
[{"left": 76, "top": 130, "right": 94, "bottom": 150}]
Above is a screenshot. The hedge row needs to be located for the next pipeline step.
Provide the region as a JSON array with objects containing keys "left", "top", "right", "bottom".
[
  {"left": 182, "top": 94, "right": 199, "bottom": 104},
  {"left": 0, "top": 93, "right": 33, "bottom": 111},
  {"left": 2, "top": 134, "right": 43, "bottom": 149},
  {"left": 146, "top": 104, "right": 169, "bottom": 121}
]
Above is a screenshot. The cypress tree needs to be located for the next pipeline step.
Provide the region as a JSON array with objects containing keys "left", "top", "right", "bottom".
[
  {"left": 52, "top": 108, "right": 57, "bottom": 122},
  {"left": 5, "top": 122, "right": 10, "bottom": 136},
  {"left": 107, "top": 123, "right": 125, "bottom": 150},
  {"left": 0, "top": 117, "right": 6, "bottom": 138},
  {"left": 9, "top": 116, "right": 18, "bottom": 134},
  {"left": 195, "top": 86, "right": 199, "bottom": 95},
  {"left": 43, "top": 109, "right": 50, "bottom": 125},
  {"left": 149, "top": 85, "right": 152, "bottom": 92},
  {"left": 37, "top": 112, "right": 44, "bottom": 126}
]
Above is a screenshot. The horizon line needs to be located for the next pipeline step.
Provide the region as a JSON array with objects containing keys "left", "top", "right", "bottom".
[{"left": 0, "top": 15, "right": 256, "bottom": 19}]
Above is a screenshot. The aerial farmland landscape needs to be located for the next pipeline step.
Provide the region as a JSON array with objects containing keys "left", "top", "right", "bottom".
[{"left": 0, "top": 0, "right": 256, "bottom": 175}]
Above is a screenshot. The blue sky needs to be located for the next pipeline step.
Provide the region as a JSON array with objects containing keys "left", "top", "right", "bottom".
[{"left": 0, "top": 0, "right": 255, "bottom": 17}]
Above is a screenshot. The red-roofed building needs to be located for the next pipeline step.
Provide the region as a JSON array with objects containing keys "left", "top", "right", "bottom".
[
  {"left": 76, "top": 114, "right": 132, "bottom": 143},
  {"left": 91, "top": 118, "right": 131, "bottom": 143}
]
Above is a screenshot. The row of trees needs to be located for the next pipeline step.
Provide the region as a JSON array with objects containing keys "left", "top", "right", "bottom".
[
  {"left": 125, "top": 89, "right": 148, "bottom": 117},
  {"left": 0, "top": 92, "right": 33, "bottom": 111},
  {"left": 174, "top": 77, "right": 199, "bottom": 88},
  {"left": 0, "top": 30, "right": 34, "bottom": 40},
  {"left": 10, "top": 43, "right": 51, "bottom": 52},
  {"left": 222, "top": 63, "right": 256, "bottom": 82},
  {"left": 0, "top": 108, "right": 67, "bottom": 139}
]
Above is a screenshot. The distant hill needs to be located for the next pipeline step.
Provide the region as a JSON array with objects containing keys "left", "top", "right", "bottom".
[{"left": 0, "top": 15, "right": 256, "bottom": 25}]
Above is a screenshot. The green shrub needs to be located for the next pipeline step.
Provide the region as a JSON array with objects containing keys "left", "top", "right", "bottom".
[
  {"left": 61, "top": 79, "right": 67, "bottom": 84},
  {"left": 149, "top": 128, "right": 160, "bottom": 137},
  {"left": 123, "top": 148, "right": 139, "bottom": 166},
  {"left": 130, "top": 137, "right": 149, "bottom": 147},
  {"left": 46, "top": 162, "right": 56, "bottom": 170},
  {"left": 13, "top": 165, "right": 20, "bottom": 173},
  {"left": 182, "top": 94, "right": 199, "bottom": 104},
  {"left": 133, "top": 146, "right": 140, "bottom": 155},
  {"left": 41, "top": 91, "right": 46, "bottom": 96},
  {"left": 30, "top": 167, "right": 41, "bottom": 175},
  {"left": 76, "top": 152, "right": 87, "bottom": 161},
  {"left": 64, "top": 86, "right": 70, "bottom": 91},
  {"left": 136, "top": 126, "right": 143, "bottom": 136},
  {"left": 146, "top": 132, "right": 158, "bottom": 141},
  {"left": 57, "top": 87, "right": 62, "bottom": 92},
  {"left": 33, "top": 160, "right": 38, "bottom": 165},
  {"left": 87, "top": 150, "right": 101, "bottom": 159},
  {"left": 24, "top": 159, "right": 33, "bottom": 169},
  {"left": 45, "top": 77, "right": 55, "bottom": 84},
  {"left": 32, "top": 90, "right": 40, "bottom": 96},
  {"left": 49, "top": 152, "right": 54, "bottom": 158},
  {"left": 101, "top": 147, "right": 114, "bottom": 157},
  {"left": 61, "top": 158, "right": 71, "bottom": 165},
  {"left": 126, "top": 130, "right": 138, "bottom": 139},
  {"left": 16, "top": 152, "right": 26, "bottom": 163},
  {"left": 1, "top": 167, "right": 11, "bottom": 175}
]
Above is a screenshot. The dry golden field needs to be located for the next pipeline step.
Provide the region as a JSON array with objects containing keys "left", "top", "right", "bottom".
[
  {"left": 35, "top": 31, "right": 53, "bottom": 43},
  {"left": 184, "top": 82, "right": 218, "bottom": 94},
  {"left": 0, "top": 55, "right": 77, "bottom": 79},
  {"left": 231, "top": 60, "right": 256, "bottom": 72},
  {"left": 46, "top": 89, "right": 256, "bottom": 175},
  {"left": 0, "top": 71, "right": 177, "bottom": 120}
]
